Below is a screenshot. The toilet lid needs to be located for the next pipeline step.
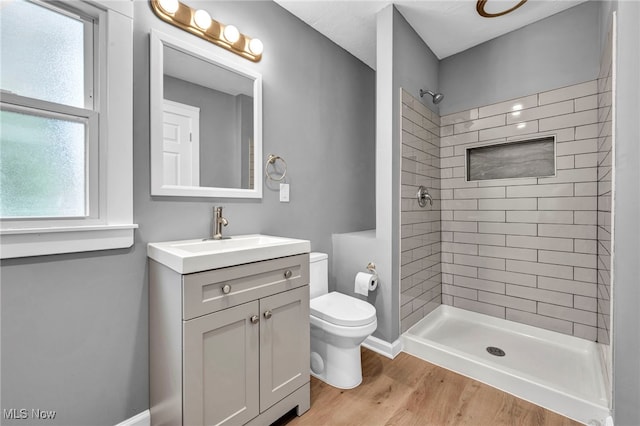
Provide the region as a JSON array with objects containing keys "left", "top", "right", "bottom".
[{"left": 310, "top": 292, "right": 376, "bottom": 327}]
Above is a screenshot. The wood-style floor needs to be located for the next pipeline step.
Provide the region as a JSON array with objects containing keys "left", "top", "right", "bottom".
[{"left": 275, "top": 348, "right": 580, "bottom": 426}]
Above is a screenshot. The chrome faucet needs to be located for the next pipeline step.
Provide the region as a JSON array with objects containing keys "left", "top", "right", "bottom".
[{"left": 212, "top": 206, "right": 228, "bottom": 240}]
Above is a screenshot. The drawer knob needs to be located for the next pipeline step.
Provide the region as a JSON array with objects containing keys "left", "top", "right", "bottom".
[
  {"left": 284, "top": 270, "right": 292, "bottom": 279},
  {"left": 222, "top": 284, "right": 231, "bottom": 294},
  {"left": 264, "top": 310, "right": 272, "bottom": 319},
  {"left": 250, "top": 315, "right": 259, "bottom": 324}
]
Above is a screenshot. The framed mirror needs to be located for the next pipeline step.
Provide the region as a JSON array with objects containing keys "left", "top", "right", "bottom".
[{"left": 150, "top": 29, "right": 262, "bottom": 198}]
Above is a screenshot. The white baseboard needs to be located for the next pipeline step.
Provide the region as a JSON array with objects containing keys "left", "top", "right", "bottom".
[
  {"left": 115, "top": 410, "right": 150, "bottom": 426},
  {"left": 362, "top": 335, "right": 403, "bottom": 359}
]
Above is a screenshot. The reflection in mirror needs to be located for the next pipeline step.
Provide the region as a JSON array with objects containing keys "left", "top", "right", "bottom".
[{"left": 150, "top": 30, "right": 262, "bottom": 198}]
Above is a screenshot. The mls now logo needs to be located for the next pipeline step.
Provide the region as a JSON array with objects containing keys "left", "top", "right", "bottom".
[{"left": 3, "top": 408, "right": 57, "bottom": 420}]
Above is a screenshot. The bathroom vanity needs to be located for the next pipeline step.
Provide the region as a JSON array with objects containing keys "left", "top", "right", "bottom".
[{"left": 148, "top": 236, "right": 310, "bottom": 426}]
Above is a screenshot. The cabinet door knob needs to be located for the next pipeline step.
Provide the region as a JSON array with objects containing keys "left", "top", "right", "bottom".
[
  {"left": 250, "top": 315, "right": 259, "bottom": 324},
  {"left": 222, "top": 284, "right": 231, "bottom": 294},
  {"left": 264, "top": 310, "right": 272, "bottom": 319},
  {"left": 284, "top": 270, "right": 292, "bottom": 279}
]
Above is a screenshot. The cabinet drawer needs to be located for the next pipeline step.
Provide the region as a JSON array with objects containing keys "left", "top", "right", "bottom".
[{"left": 183, "top": 253, "right": 309, "bottom": 320}]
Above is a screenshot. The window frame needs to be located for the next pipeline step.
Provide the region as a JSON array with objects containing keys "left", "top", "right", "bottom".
[{"left": 0, "top": 0, "right": 136, "bottom": 259}]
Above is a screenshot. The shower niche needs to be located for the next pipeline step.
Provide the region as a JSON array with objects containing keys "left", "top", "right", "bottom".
[{"left": 466, "top": 136, "right": 556, "bottom": 181}]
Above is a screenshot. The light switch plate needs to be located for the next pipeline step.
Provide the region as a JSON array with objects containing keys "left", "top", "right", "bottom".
[{"left": 279, "top": 183, "right": 290, "bottom": 202}]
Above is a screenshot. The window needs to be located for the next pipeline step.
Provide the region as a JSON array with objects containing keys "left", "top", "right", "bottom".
[{"left": 0, "top": 0, "right": 136, "bottom": 258}]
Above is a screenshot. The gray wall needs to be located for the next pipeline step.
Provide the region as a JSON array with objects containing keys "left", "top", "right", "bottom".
[
  {"left": 612, "top": 2, "right": 640, "bottom": 424},
  {"left": 0, "top": 1, "right": 375, "bottom": 425},
  {"left": 439, "top": 1, "right": 600, "bottom": 115}
]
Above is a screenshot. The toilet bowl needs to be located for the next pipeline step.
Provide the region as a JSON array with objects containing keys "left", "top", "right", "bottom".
[{"left": 309, "top": 253, "right": 377, "bottom": 389}]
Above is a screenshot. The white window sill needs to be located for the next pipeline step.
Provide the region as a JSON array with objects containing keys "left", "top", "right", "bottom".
[{"left": 0, "top": 224, "right": 138, "bottom": 259}]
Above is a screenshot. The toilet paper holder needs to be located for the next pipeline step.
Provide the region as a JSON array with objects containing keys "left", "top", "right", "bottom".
[{"left": 366, "top": 262, "right": 377, "bottom": 274}]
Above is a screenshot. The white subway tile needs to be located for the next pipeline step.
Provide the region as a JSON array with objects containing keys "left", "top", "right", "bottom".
[
  {"left": 479, "top": 245, "right": 537, "bottom": 261},
  {"left": 479, "top": 121, "right": 539, "bottom": 140},
  {"left": 507, "top": 235, "right": 574, "bottom": 252},
  {"left": 506, "top": 100, "right": 574, "bottom": 124},
  {"left": 538, "top": 80, "right": 597, "bottom": 105},
  {"left": 574, "top": 324, "right": 597, "bottom": 341},
  {"left": 441, "top": 252, "right": 454, "bottom": 263},
  {"left": 554, "top": 127, "right": 576, "bottom": 142},
  {"left": 441, "top": 199, "right": 478, "bottom": 210},
  {"left": 478, "top": 291, "right": 536, "bottom": 312},
  {"left": 455, "top": 187, "right": 505, "bottom": 199},
  {"left": 574, "top": 295, "right": 597, "bottom": 311},
  {"left": 507, "top": 285, "right": 573, "bottom": 306},
  {"left": 455, "top": 254, "right": 505, "bottom": 270},
  {"left": 538, "top": 224, "right": 596, "bottom": 239},
  {"left": 479, "top": 222, "right": 538, "bottom": 236},
  {"left": 454, "top": 275, "right": 505, "bottom": 293},
  {"left": 478, "top": 268, "right": 537, "bottom": 287},
  {"left": 478, "top": 198, "right": 537, "bottom": 210},
  {"left": 440, "top": 125, "right": 454, "bottom": 137},
  {"left": 556, "top": 139, "right": 598, "bottom": 156},
  {"left": 441, "top": 262, "right": 478, "bottom": 278},
  {"left": 442, "top": 177, "right": 477, "bottom": 189},
  {"left": 575, "top": 182, "right": 598, "bottom": 196},
  {"left": 537, "top": 276, "right": 597, "bottom": 297},
  {"left": 478, "top": 177, "right": 538, "bottom": 187},
  {"left": 454, "top": 114, "right": 506, "bottom": 134},
  {"left": 538, "top": 303, "right": 597, "bottom": 326},
  {"left": 507, "top": 183, "right": 573, "bottom": 198},
  {"left": 441, "top": 109, "right": 479, "bottom": 126},
  {"left": 575, "top": 124, "right": 598, "bottom": 140},
  {"left": 574, "top": 94, "right": 598, "bottom": 112},
  {"left": 442, "top": 284, "right": 478, "bottom": 300},
  {"left": 442, "top": 294, "right": 454, "bottom": 305},
  {"left": 442, "top": 221, "right": 478, "bottom": 233},
  {"left": 577, "top": 268, "right": 599, "bottom": 284},
  {"left": 506, "top": 309, "right": 573, "bottom": 335},
  {"left": 538, "top": 251, "right": 596, "bottom": 268},
  {"left": 575, "top": 239, "right": 597, "bottom": 254},
  {"left": 507, "top": 259, "right": 573, "bottom": 280},
  {"left": 441, "top": 242, "right": 478, "bottom": 256},
  {"left": 575, "top": 153, "right": 599, "bottom": 168},
  {"left": 574, "top": 211, "right": 598, "bottom": 225},
  {"left": 440, "top": 146, "right": 454, "bottom": 158},
  {"left": 538, "top": 168, "right": 597, "bottom": 184},
  {"left": 539, "top": 110, "right": 598, "bottom": 132},
  {"left": 454, "top": 298, "right": 505, "bottom": 318},
  {"left": 454, "top": 210, "right": 505, "bottom": 222},
  {"left": 507, "top": 210, "right": 574, "bottom": 224},
  {"left": 537, "top": 197, "right": 597, "bottom": 211},
  {"left": 441, "top": 156, "right": 465, "bottom": 168},
  {"left": 455, "top": 232, "right": 505, "bottom": 246},
  {"left": 441, "top": 131, "right": 479, "bottom": 147},
  {"left": 479, "top": 95, "right": 538, "bottom": 118},
  {"left": 556, "top": 155, "right": 575, "bottom": 170}
]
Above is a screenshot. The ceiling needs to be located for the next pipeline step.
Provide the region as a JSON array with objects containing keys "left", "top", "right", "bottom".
[{"left": 275, "top": 0, "right": 589, "bottom": 69}]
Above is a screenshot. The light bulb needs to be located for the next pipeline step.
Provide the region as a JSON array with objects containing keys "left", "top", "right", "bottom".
[
  {"left": 158, "top": 0, "right": 179, "bottom": 14},
  {"left": 193, "top": 9, "right": 211, "bottom": 30},
  {"left": 248, "top": 38, "right": 264, "bottom": 55},
  {"left": 223, "top": 25, "right": 240, "bottom": 43}
]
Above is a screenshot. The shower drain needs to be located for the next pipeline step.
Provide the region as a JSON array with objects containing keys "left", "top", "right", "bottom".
[{"left": 486, "top": 346, "right": 506, "bottom": 357}]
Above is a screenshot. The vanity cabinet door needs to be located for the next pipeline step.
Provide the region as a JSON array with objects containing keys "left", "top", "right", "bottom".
[
  {"left": 183, "top": 301, "right": 260, "bottom": 426},
  {"left": 259, "top": 286, "right": 310, "bottom": 411}
]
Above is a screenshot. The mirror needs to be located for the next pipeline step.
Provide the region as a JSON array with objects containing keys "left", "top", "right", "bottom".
[{"left": 150, "top": 29, "right": 262, "bottom": 198}]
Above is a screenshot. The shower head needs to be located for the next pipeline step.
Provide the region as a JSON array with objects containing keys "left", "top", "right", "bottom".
[{"left": 420, "top": 89, "right": 444, "bottom": 104}]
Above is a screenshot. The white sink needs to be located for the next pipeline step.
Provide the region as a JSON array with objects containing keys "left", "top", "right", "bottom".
[{"left": 147, "top": 234, "right": 311, "bottom": 273}]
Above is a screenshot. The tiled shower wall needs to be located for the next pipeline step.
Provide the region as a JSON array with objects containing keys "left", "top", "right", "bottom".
[
  {"left": 400, "top": 89, "right": 441, "bottom": 333},
  {"left": 439, "top": 80, "right": 601, "bottom": 341},
  {"left": 597, "top": 28, "right": 613, "bottom": 345}
]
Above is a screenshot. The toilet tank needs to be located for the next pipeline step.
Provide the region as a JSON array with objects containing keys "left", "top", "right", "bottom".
[{"left": 309, "top": 252, "right": 328, "bottom": 299}]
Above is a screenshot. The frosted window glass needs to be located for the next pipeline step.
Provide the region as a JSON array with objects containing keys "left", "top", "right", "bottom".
[
  {"left": 0, "top": 110, "right": 86, "bottom": 218},
  {"left": 0, "top": 0, "right": 87, "bottom": 108}
]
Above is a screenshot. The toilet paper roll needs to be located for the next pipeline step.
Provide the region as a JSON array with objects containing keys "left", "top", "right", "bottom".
[{"left": 354, "top": 272, "right": 378, "bottom": 296}]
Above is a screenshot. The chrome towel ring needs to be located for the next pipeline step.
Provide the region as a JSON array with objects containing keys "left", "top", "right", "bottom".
[{"left": 265, "top": 154, "right": 287, "bottom": 181}]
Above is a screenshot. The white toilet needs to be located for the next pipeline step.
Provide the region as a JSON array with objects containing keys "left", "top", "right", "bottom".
[{"left": 309, "top": 252, "right": 377, "bottom": 389}]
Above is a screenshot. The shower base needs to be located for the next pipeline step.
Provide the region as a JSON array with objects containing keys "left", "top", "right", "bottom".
[{"left": 402, "top": 305, "right": 610, "bottom": 425}]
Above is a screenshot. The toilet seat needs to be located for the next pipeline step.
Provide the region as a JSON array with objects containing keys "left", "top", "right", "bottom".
[{"left": 310, "top": 291, "right": 376, "bottom": 327}]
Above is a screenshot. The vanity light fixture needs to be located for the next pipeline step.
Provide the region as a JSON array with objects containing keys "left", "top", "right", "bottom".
[
  {"left": 476, "top": 0, "right": 528, "bottom": 18},
  {"left": 150, "top": 0, "right": 263, "bottom": 62}
]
